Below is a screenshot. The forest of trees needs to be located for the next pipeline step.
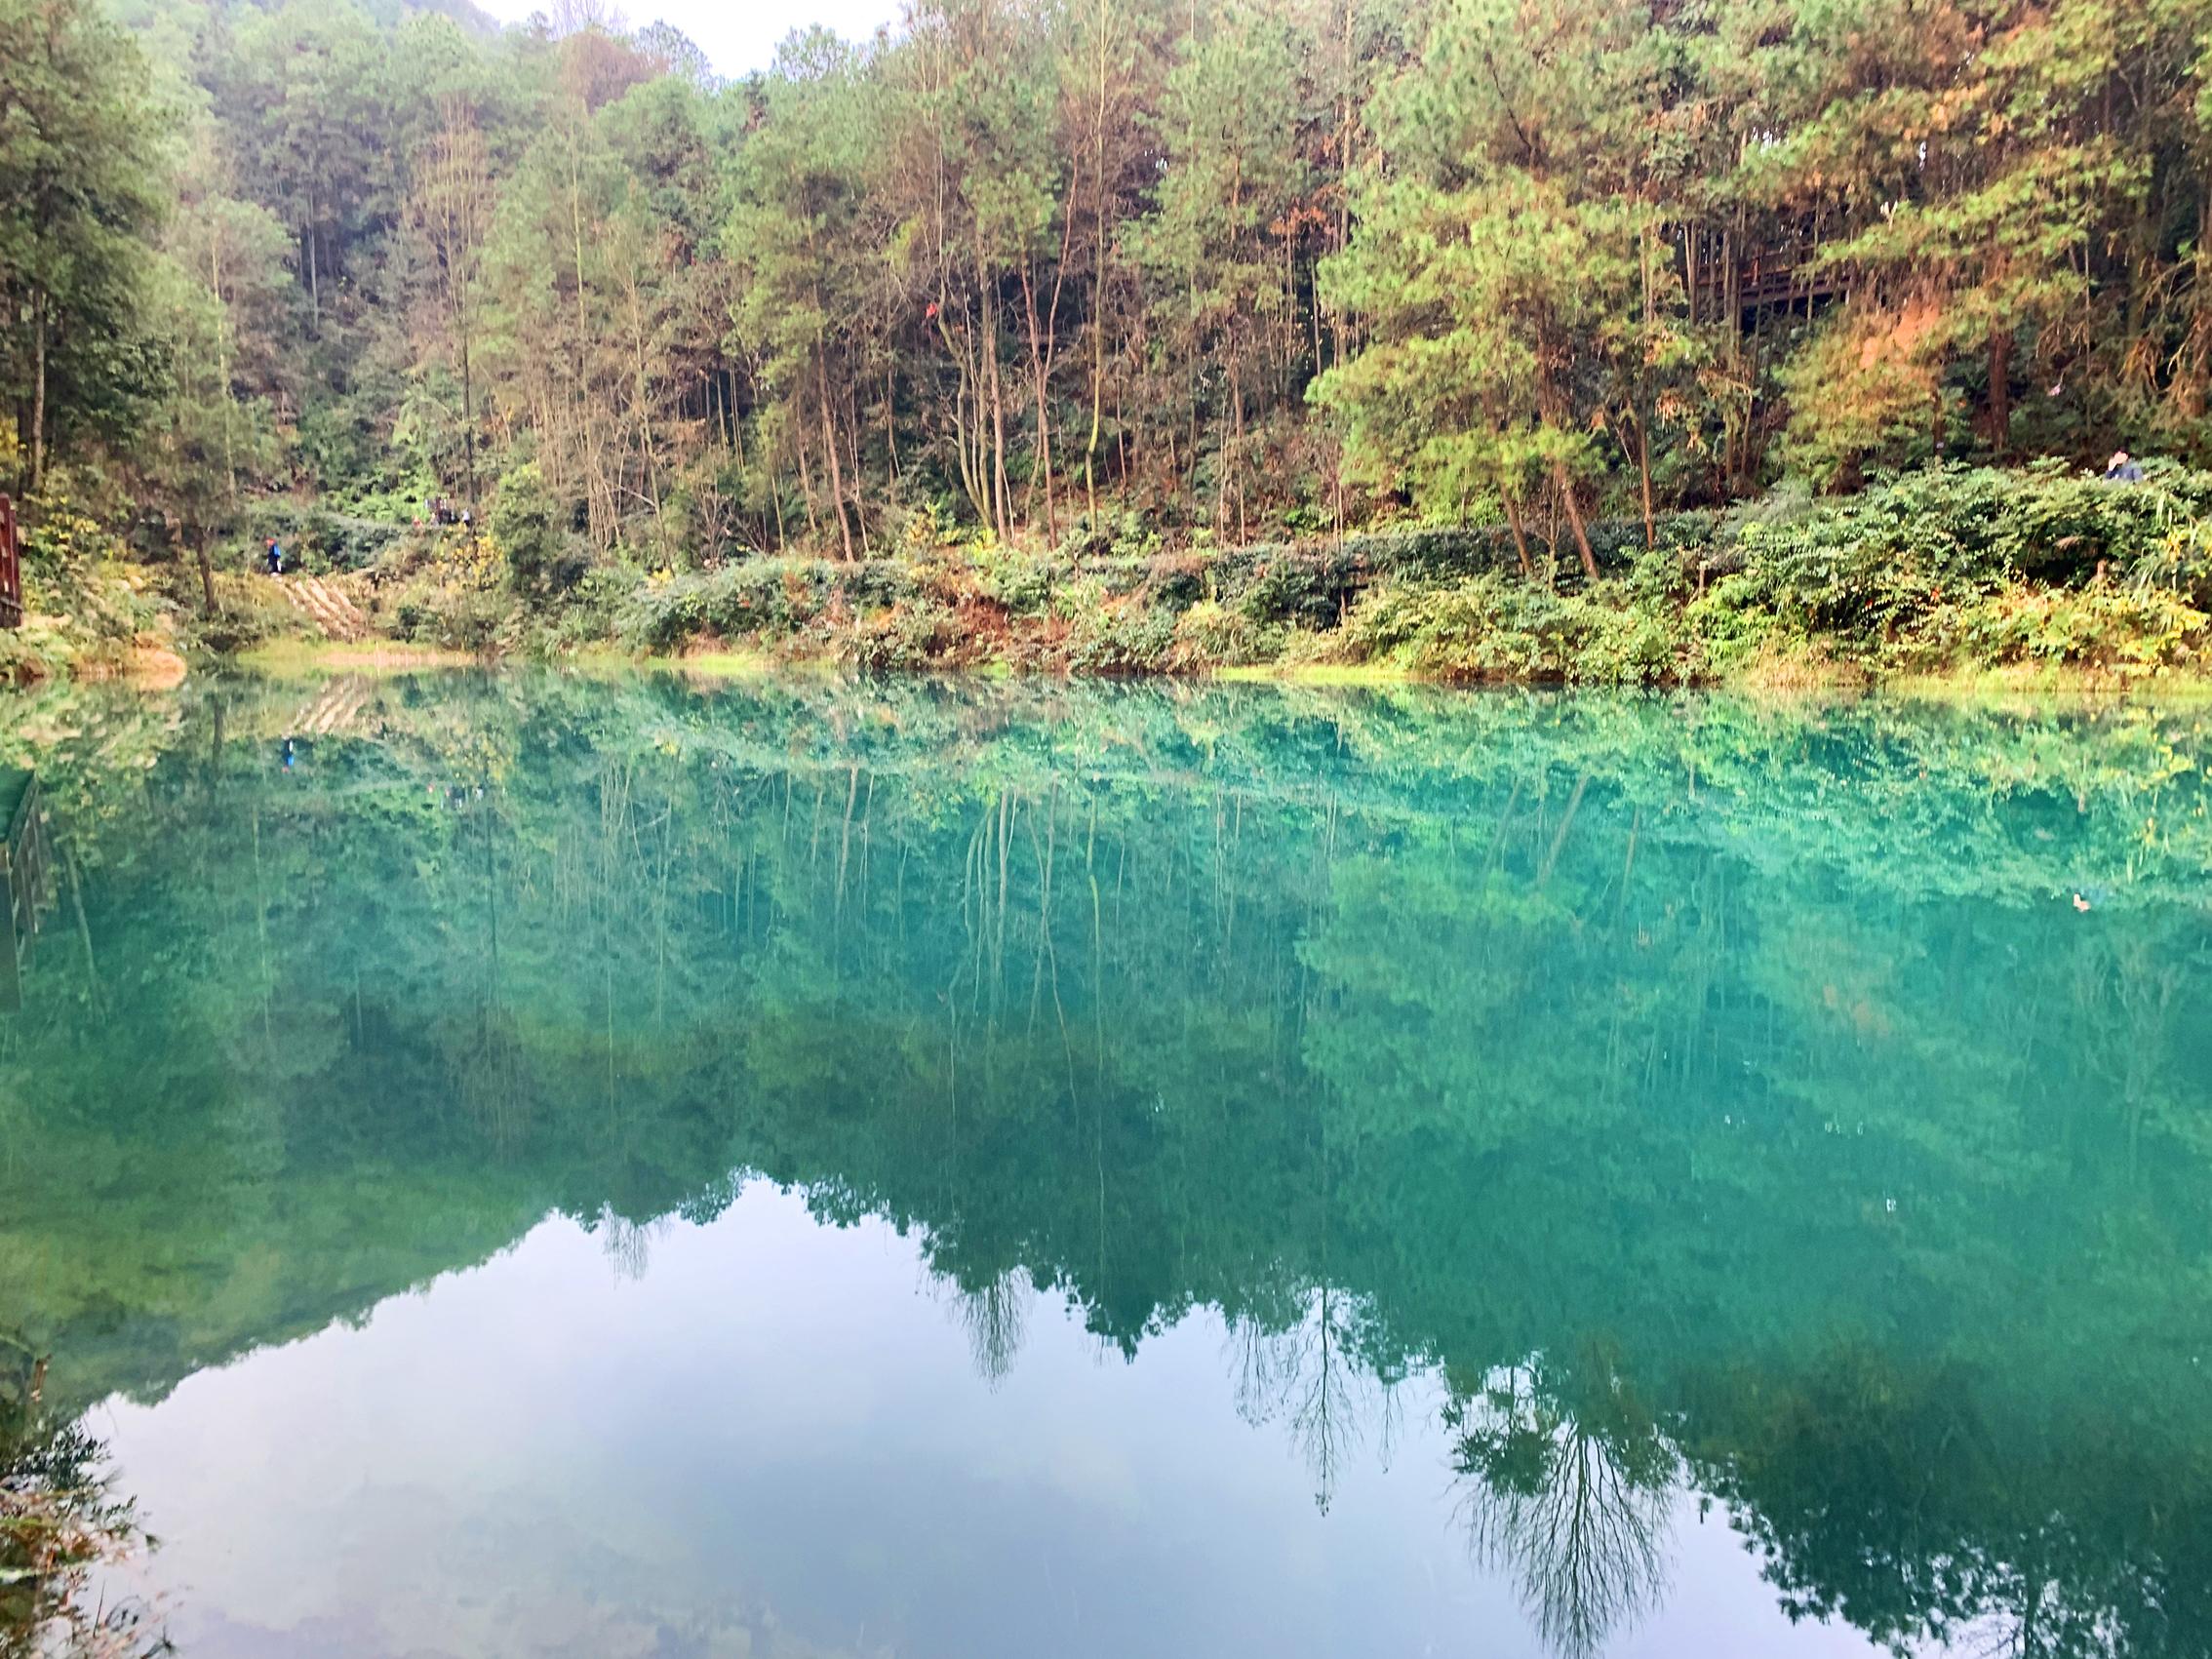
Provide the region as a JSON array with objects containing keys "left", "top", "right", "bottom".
[{"left": 5, "top": 0, "right": 2212, "bottom": 588}]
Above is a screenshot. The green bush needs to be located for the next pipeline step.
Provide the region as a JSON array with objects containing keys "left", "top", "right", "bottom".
[
  {"left": 1340, "top": 574, "right": 1693, "bottom": 685},
  {"left": 13, "top": 494, "right": 164, "bottom": 666},
  {"left": 494, "top": 463, "right": 592, "bottom": 597},
  {"left": 386, "top": 578, "right": 512, "bottom": 652},
  {"left": 972, "top": 544, "right": 1058, "bottom": 615},
  {"left": 609, "top": 559, "right": 920, "bottom": 654},
  {"left": 188, "top": 575, "right": 297, "bottom": 654},
  {"left": 1912, "top": 584, "right": 2208, "bottom": 674},
  {"left": 1064, "top": 589, "right": 1179, "bottom": 673},
  {"left": 849, "top": 596, "right": 969, "bottom": 671},
  {"left": 1168, "top": 599, "right": 1283, "bottom": 669},
  {"left": 1722, "top": 462, "right": 2212, "bottom": 634}
]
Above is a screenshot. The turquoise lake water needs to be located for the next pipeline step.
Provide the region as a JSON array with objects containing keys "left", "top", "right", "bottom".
[{"left": 2, "top": 673, "right": 2209, "bottom": 1658}]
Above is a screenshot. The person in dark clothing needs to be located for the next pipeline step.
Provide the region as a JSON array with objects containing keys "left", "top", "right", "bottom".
[
  {"left": 2104, "top": 451, "right": 2145, "bottom": 483},
  {"left": 266, "top": 538, "right": 284, "bottom": 574}
]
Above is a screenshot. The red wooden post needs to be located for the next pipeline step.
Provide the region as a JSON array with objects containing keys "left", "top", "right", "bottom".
[{"left": 0, "top": 494, "right": 21, "bottom": 630}]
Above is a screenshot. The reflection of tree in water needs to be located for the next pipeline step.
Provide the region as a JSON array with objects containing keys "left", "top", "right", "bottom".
[
  {"left": 1447, "top": 1357, "right": 1677, "bottom": 1659},
  {"left": 1226, "top": 1284, "right": 1397, "bottom": 1515},
  {"left": 1940, "top": 1581, "right": 2126, "bottom": 1659},
  {"left": 1747, "top": 1501, "right": 2152, "bottom": 1659},
  {"left": 10, "top": 680, "right": 2212, "bottom": 1658},
  {"left": 591, "top": 1206, "right": 670, "bottom": 1281},
  {"left": 1705, "top": 1342, "right": 2210, "bottom": 1659},
  {"left": 951, "top": 1267, "right": 1032, "bottom": 1389},
  {"left": 452, "top": 1001, "right": 530, "bottom": 1152}
]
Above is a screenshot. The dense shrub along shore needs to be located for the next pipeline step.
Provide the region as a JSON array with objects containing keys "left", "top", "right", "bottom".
[{"left": 8, "top": 461, "right": 2209, "bottom": 690}]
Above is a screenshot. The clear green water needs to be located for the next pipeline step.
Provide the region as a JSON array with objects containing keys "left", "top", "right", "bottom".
[{"left": 3, "top": 673, "right": 2210, "bottom": 1659}]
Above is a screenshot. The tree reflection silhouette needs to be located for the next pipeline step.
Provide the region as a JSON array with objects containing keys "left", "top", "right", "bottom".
[
  {"left": 1447, "top": 1356, "right": 1676, "bottom": 1659},
  {"left": 5, "top": 676, "right": 2212, "bottom": 1657},
  {"left": 952, "top": 1267, "right": 1032, "bottom": 1390}
]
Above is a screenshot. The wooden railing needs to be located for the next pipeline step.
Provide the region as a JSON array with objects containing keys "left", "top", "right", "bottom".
[
  {"left": 1684, "top": 228, "right": 1847, "bottom": 326},
  {"left": 1, "top": 773, "right": 50, "bottom": 1014},
  {"left": 0, "top": 494, "right": 21, "bottom": 631}
]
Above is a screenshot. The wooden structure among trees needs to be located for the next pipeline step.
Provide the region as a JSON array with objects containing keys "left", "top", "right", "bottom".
[
  {"left": 1, "top": 773, "right": 49, "bottom": 1014},
  {"left": 0, "top": 495, "right": 21, "bottom": 630},
  {"left": 1685, "top": 228, "right": 1849, "bottom": 326}
]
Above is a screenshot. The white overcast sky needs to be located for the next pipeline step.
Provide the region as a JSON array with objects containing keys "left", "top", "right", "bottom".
[{"left": 478, "top": 0, "right": 909, "bottom": 75}]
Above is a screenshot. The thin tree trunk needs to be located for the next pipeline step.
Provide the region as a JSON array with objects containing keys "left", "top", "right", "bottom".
[
  {"left": 1621, "top": 405, "right": 1655, "bottom": 550},
  {"left": 196, "top": 532, "right": 218, "bottom": 616},
  {"left": 883, "top": 369, "right": 900, "bottom": 483},
  {"left": 213, "top": 236, "right": 238, "bottom": 496},
  {"left": 847, "top": 379, "right": 870, "bottom": 557},
  {"left": 626, "top": 279, "right": 662, "bottom": 547},
  {"left": 814, "top": 336, "right": 854, "bottom": 560},
  {"left": 1020, "top": 264, "right": 1056, "bottom": 542},
  {"left": 566, "top": 121, "right": 608, "bottom": 543},
  {"left": 1502, "top": 492, "right": 1534, "bottom": 578},
  {"left": 795, "top": 427, "right": 822, "bottom": 544},
  {"left": 305, "top": 209, "right": 322, "bottom": 335},
  {"left": 28, "top": 295, "right": 47, "bottom": 494},
  {"left": 1552, "top": 457, "right": 1599, "bottom": 580},
  {"left": 1230, "top": 359, "right": 1247, "bottom": 545},
  {"left": 982, "top": 269, "right": 1012, "bottom": 539},
  {"left": 1084, "top": 0, "right": 1112, "bottom": 525},
  {"left": 460, "top": 324, "right": 478, "bottom": 532},
  {"left": 1987, "top": 326, "right": 2012, "bottom": 453},
  {"left": 1536, "top": 334, "right": 1599, "bottom": 578},
  {"left": 932, "top": 302, "right": 992, "bottom": 526}
]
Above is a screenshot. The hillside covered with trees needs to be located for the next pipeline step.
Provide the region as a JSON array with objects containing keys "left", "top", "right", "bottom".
[{"left": 5, "top": 0, "right": 2212, "bottom": 678}]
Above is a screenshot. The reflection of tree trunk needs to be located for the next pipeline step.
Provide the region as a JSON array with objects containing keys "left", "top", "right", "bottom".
[
  {"left": 1538, "top": 772, "right": 1590, "bottom": 889},
  {"left": 1028, "top": 793, "right": 1052, "bottom": 1027},
  {"left": 836, "top": 766, "right": 858, "bottom": 920},
  {"left": 62, "top": 845, "right": 102, "bottom": 1017},
  {"left": 995, "top": 791, "right": 1012, "bottom": 999},
  {"left": 1087, "top": 822, "right": 1105, "bottom": 1072}
]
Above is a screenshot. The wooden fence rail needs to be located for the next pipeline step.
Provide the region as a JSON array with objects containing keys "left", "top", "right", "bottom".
[{"left": 0, "top": 494, "right": 21, "bottom": 631}]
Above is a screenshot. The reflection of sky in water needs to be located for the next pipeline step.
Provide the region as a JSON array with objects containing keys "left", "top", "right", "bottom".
[
  {"left": 94, "top": 1186, "right": 1876, "bottom": 1659},
  {"left": 10, "top": 674, "right": 2207, "bottom": 1659}
]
